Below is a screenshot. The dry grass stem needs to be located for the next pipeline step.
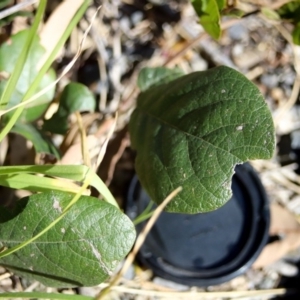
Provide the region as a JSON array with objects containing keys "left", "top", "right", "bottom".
[
  {"left": 0, "top": 272, "right": 11, "bottom": 281},
  {"left": 0, "top": 6, "right": 101, "bottom": 118},
  {"left": 95, "top": 113, "right": 118, "bottom": 170},
  {"left": 75, "top": 111, "right": 91, "bottom": 168},
  {"left": 0, "top": 0, "right": 37, "bottom": 20},
  {"left": 96, "top": 283, "right": 287, "bottom": 299},
  {"left": 96, "top": 186, "right": 183, "bottom": 299}
]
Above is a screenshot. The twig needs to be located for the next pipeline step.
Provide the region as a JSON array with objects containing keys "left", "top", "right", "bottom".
[
  {"left": 96, "top": 186, "right": 183, "bottom": 300},
  {"left": 95, "top": 113, "right": 117, "bottom": 170},
  {"left": 0, "top": 272, "right": 11, "bottom": 281},
  {"left": 272, "top": 24, "right": 300, "bottom": 124},
  {"left": 0, "top": 0, "right": 38, "bottom": 20},
  {"left": 75, "top": 111, "right": 91, "bottom": 168},
  {"left": 96, "top": 283, "right": 288, "bottom": 299}
]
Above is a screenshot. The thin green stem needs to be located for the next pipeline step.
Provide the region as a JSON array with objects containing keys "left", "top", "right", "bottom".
[
  {"left": 0, "top": 292, "right": 93, "bottom": 300},
  {"left": 0, "top": 0, "right": 91, "bottom": 142},
  {"left": 0, "top": 1, "right": 46, "bottom": 110}
]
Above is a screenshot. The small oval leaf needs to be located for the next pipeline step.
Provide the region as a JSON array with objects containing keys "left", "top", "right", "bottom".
[
  {"left": 0, "top": 191, "right": 136, "bottom": 287},
  {"left": 129, "top": 66, "right": 275, "bottom": 213},
  {"left": 0, "top": 30, "right": 56, "bottom": 122},
  {"left": 191, "top": 0, "right": 222, "bottom": 39},
  {"left": 43, "top": 82, "right": 96, "bottom": 134}
]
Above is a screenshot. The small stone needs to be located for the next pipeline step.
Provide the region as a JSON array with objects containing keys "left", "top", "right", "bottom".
[
  {"left": 260, "top": 74, "right": 279, "bottom": 89},
  {"left": 268, "top": 260, "right": 299, "bottom": 277},
  {"left": 270, "top": 87, "right": 284, "bottom": 101},
  {"left": 79, "top": 287, "right": 100, "bottom": 297},
  {"left": 153, "top": 276, "right": 189, "bottom": 291},
  {"left": 0, "top": 278, "right": 12, "bottom": 287},
  {"left": 228, "top": 24, "right": 248, "bottom": 41},
  {"left": 258, "top": 271, "right": 280, "bottom": 289},
  {"left": 131, "top": 11, "right": 144, "bottom": 26},
  {"left": 232, "top": 44, "right": 244, "bottom": 56}
]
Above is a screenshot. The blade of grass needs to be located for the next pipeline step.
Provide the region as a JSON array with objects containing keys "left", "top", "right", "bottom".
[
  {"left": 0, "top": 171, "right": 92, "bottom": 259},
  {"left": 0, "top": 292, "right": 93, "bottom": 300},
  {"left": 0, "top": 165, "right": 119, "bottom": 207},
  {"left": 76, "top": 111, "right": 91, "bottom": 168},
  {"left": 0, "top": 165, "right": 88, "bottom": 180},
  {"left": 133, "top": 199, "right": 155, "bottom": 225},
  {"left": 88, "top": 169, "right": 119, "bottom": 207},
  {"left": 0, "top": 0, "right": 92, "bottom": 142},
  {"left": 0, "top": 0, "right": 46, "bottom": 110},
  {"left": 0, "top": 173, "right": 89, "bottom": 194}
]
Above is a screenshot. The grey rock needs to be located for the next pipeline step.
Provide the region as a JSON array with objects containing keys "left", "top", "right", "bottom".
[
  {"left": 260, "top": 74, "right": 279, "bottom": 88},
  {"left": 228, "top": 24, "right": 248, "bottom": 41}
]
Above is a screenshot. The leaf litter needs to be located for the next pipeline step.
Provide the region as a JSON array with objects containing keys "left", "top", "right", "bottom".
[{"left": 0, "top": 0, "right": 300, "bottom": 299}]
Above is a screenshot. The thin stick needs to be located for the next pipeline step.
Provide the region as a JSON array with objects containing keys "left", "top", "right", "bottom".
[
  {"left": 272, "top": 23, "right": 300, "bottom": 124},
  {"left": 95, "top": 113, "right": 118, "bottom": 170},
  {"left": 0, "top": 0, "right": 38, "bottom": 20},
  {"left": 75, "top": 111, "right": 91, "bottom": 168},
  {"left": 100, "top": 285, "right": 287, "bottom": 299},
  {"left": 96, "top": 186, "right": 183, "bottom": 300},
  {"left": 0, "top": 272, "right": 11, "bottom": 281}
]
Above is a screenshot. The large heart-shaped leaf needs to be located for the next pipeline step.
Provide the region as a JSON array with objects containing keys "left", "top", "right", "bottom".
[
  {"left": 137, "top": 67, "right": 185, "bottom": 92},
  {"left": 0, "top": 191, "right": 136, "bottom": 287},
  {"left": 129, "top": 66, "right": 275, "bottom": 213}
]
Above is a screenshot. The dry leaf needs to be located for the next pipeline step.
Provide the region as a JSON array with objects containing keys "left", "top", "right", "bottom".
[
  {"left": 253, "top": 203, "right": 300, "bottom": 268},
  {"left": 39, "top": 0, "right": 85, "bottom": 67}
]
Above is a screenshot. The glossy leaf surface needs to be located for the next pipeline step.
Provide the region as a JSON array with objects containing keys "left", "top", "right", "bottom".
[
  {"left": 0, "top": 30, "right": 56, "bottom": 122},
  {"left": 137, "top": 67, "right": 185, "bottom": 92},
  {"left": 11, "top": 123, "right": 60, "bottom": 157},
  {"left": 129, "top": 66, "right": 275, "bottom": 213},
  {"left": 43, "top": 82, "right": 95, "bottom": 134},
  {"left": 0, "top": 191, "right": 136, "bottom": 287}
]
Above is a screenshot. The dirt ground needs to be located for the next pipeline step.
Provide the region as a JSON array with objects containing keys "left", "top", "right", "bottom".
[{"left": 1, "top": 0, "right": 300, "bottom": 299}]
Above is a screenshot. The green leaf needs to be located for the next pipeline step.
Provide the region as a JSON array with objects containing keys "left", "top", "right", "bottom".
[
  {"left": 222, "top": 8, "right": 245, "bottom": 18},
  {"left": 0, "top": 191, "right": 136, "bottom": 287},
  {"left": 261, "top": 7, "right": 280, "bottom": 20},
  {"left": 43, "top": 82, "right": 96, "bottom": 134},
  {"left": 0, "top": 173, "right": 82, "bottom": 194},
  {"left": 191, "top": 0, "right": 222, "bottom": 39},
  {"left": 292, "top": 22, "right": 300, "bottom": 45},
  {"left": 0, "top": 0, "right": 90, "bottom": 143},
  {"left": 129, "top": 66, "right": 275, "bottom": 213},
  {"left": 0, "top": 29, "right": 56, "bottom": 122},
  {"left": 0, "top": 0, "right": 12, "bottom": 9},
  {"left": 137, "top": 67, "right": 185, "bottom": 92},
  {"left": 11, "top": 122, "right": 60, "bottom": 157},
  {"left": 0, "top": 165, "right": 119, "bottom": 207},
  {"left": 0, "top": 292, "right": 93, "bottom": 299},
  {"left": 277, "top": 0, "right": 300, "bottom": 21},
  {"left": 0, "top": 11, "right": 32, "bottom": 28},
  {"left": 215, "top": 0, "right": 226, "bottom": 10}
]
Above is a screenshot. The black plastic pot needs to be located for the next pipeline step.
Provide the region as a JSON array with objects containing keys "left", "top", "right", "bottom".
[{"left": 126, "top": 163, "right": 270, "bottom": 287}]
